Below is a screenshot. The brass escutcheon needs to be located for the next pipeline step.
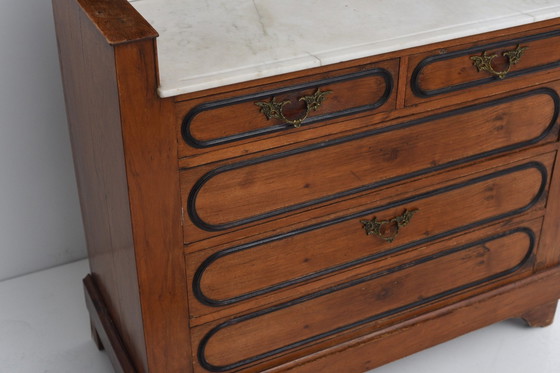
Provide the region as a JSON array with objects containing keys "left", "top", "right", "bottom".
[
  {"left": 255, "top": 88, "right": 332, "bottom": 128},
  {"left": 360, "top": 209, "right": 419, "bottom": 243},
  {"left": 470, "top": 45, "right": 528, "bottom": 79}
]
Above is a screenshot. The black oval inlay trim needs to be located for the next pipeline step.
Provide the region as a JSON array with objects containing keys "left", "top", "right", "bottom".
[
  {"left": 187, "top": 88, "right": 558, "bottom": 232},
  {"left": 193, "top": 161, "right": 547, "bottom": 308},
  {"left": 411, "top": 29, "right": 560, "bottom": 98},
  {"left": 198, "top": 226, "right": 536, "bottom": 372},
  {"left": 182, "top": 68, "right": 394, "bottom": 148}
]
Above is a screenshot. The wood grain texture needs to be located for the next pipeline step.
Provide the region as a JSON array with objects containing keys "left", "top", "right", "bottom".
[
  {"left": 522, "top": 300, "right": 559, "bottom": 327},
  {"left": 185, "top": 90, "right": 556, "bottom": 231},
  {"left": 185, "top": 149, "right": 553, "bottom": 325},
  {"left": 184, "top": 143, "right": 556, "bottom": 257},
  {"left": 52, "top": 0, "right": 147, "bottom": 370},
  {"left": 113, "top": 39, "right": 193, "bottom": 373},
  {"left": 406, "top": 26, "right": 560, "bottom": 106},
  {"left": 194, "top": 228, "right": 534, "bottom": 372},
  {"left": 414, "top": 34, "right": 560, "bottom": 92},
  {"left": 75, "top": 0, "right": 157, "bottom": 44},
  {"left": 54, "top": 3, "right": 560, "bottom": 371},
  {"left": 537, "top": 150, "right": 560, "bottom": 270},
  {"left": 187, "top": 65, "right": 393, "bottom": 145},
  {"left": 176, "top": 60, "right": 398, "bottom": 160},
  {"left": 84, "top": 275, "right": 136, "bottom": 373},
  {"left": 178, "top": 72, "right": 560, "bottom": 170},
  {"left": 262, "top": 266, "right": 560, "bottom": 373},
  {"left": 191, "top": 160, "right": 548, "bottom": 310}
]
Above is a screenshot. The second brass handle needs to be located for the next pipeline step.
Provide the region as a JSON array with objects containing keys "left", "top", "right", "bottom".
[
  {"left": 360, "top": 209, "right": 418, "bottom": 243},
  {"left": 470, "top": 44, "right": 528, "bottom": 79},
  {"left": 255, "top": 88, "right": 331, "bottom": 128}
]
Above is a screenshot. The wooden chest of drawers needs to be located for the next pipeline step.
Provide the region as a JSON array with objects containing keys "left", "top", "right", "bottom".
[{"left": 53, "top": 0, "right": 560, "bottom": 372}]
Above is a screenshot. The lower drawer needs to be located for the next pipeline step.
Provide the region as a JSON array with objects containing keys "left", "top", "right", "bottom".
[{"left": 191, "top": 217, "right": 542, "bottom": 372}]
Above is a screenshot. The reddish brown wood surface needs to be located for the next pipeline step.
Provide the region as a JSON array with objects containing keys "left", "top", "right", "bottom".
[
  {"left": 176, "top": 60, "right": 398, "bottom": 161},
  {"left": 84, "top": 275, "right": 136, "bottom": 373},
  {"left": 190, "top": 159, "right": 548, "bottom": 312},
  {"left": 53, "top": 2, "right": 560, "bottom": 371},
  {"left": 406, "top": 26, "right": 560, "bottom": 106},
  {"left": 193, "top": 226, "right": 534, "bottom": 371},
  {"left": 178, "top": 73, "right": 560, "bottom": 170},
  {"left": 188, "top": 215, "right": 547, "bottom": 328},
  {"left": 537, "top": 150, "right": 560, "bottom": 270},
  {"left": 262, "top": 267, "right": 560, "bottom": 373},
  {"left": 184, "top": 144, "right": 555, "bottom": 257},
  {"left": 181, "top": 89, "right": 558, "bottom": 242},
  {"left": 75, "top": 0, "right": 157, "bottom": 44},
  {"left": 414, "top": 34, "right": 560, "bottom": 93},
  {"left": 187, "top": 62, "right": 395, "bottom": 143},
  {"left": 52, "top": 0, "right": 148, "bottom": 370},
  {"left": 114, "top": 39, "right": 193, "bottom": 373},
  {"left": 522, "top": 300, "right": 559, "bottom": 327},
  {"left": 185, "top": 149, "right": 553, "bottom": 324}
]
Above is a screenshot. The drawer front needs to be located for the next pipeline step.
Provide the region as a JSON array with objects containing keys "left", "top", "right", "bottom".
[
  {"left": 192, "top": 218, "right": 541, "bottom": 372},
  {"left": 176, "top": 60, "right": 398, "bottom": 161},
  {"left": 183, "top": 69, "right": 392, "bottom": 148},
  {"left": 408, "top": 28, "right": 560, "bottom": 104},
  {"left": 188, "top": 154, "right": 551, "bottom": 316},
  {"left": 183, "top": 88, "right": 558, "bottom": 234}
]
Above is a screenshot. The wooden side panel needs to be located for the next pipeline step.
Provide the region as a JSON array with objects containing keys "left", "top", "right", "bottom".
[
  {"left": 114, "top": 40, "right": 192, "bottom": 373},
  {"left": 52, "top": 0, "right": 148, "bottom": 371},
  {"left": 75, "top": 0, "right": 157, "bottom": 45}
]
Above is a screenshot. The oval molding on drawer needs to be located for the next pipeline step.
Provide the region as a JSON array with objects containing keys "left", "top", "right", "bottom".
[
  {"left": 181, "top": 68, "right": 393, "bottom": 148},
  {"left": 187, "top": 88, "right": 558, "bottom": 231},
  {"left": 411, "top": 29, "right": 560, "bottom": 98},
  {"left": 193, "top": 160, "right": 548, "bottom": 307},
  {"left": 197, "top": 226, "right": 536, "bottom": 372}
]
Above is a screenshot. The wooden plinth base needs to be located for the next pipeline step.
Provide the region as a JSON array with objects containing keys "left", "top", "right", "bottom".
[
  {"left": 84, "top": 268, "right": 560, "bottom": 373},
  {"left": 84, "top": 275, "right": 136, "bottom": 373}
]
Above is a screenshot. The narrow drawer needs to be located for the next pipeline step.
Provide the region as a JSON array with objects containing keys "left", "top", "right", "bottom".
[
  {"left": 186, "top": 152, "right": 553, "bottom": 320},
  {"left": 181, "top": 86, "right": 558, "bottom": 240},
  {"left": 176, "top": 59, "right": 397, "bottom": 162},
  {"left": 406, "top": 27, "right": 560, "bottom": 105},
  {"left": 192, "top": 217, "right": 541, "bottom": 372}
]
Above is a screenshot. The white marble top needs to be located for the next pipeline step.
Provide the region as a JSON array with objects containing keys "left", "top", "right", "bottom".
[{"left": 128, "top": 0, "right": 560, "bottom": 98}]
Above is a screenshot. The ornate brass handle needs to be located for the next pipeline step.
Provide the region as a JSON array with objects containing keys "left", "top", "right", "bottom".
[
  {"left": 360, "top": 209, "right": 418, "bottom": 243},
  {"left": 470, "top": 45, "right": 528, "bottom": 79},
  {"left": 255, "top": 88, "right": 332, "bottom": 128}
]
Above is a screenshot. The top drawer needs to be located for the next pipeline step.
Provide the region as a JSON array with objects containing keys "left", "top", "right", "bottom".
[
  {"left": 407, "top": 28, "right": 560, "bottom": 105},
  {"left": 176, "top": 60, "right": 398, "bottom": 163}
]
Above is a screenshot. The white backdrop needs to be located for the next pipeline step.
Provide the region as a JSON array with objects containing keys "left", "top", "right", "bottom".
[{"left": 0, "top": 0, "right": 87, "bottom": 281}]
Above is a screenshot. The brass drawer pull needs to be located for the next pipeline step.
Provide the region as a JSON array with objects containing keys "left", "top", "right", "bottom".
[
  {"left": 470, "top": 45, "right": 528, "bottom": 79},
  {"left": 255, "top": 88, "right": 332, "bottom": 128},
  {"left": 360, "top": 209, "right": 418, "bottom": 243}
]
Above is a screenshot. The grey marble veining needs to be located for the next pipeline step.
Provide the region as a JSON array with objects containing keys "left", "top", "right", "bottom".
[{"left": 128, "top": 0, "right": 560, "bottom": 97}]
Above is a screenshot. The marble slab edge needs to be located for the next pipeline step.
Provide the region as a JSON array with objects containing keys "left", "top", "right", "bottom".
[{"left": 153, "top": 7, "right": 560, "bottom": 98}]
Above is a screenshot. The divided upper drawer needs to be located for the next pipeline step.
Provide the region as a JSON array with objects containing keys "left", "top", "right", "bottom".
[
  {"left": 176, "top": 60, "right": 398, "bottom": 166},
  {"left": 406, "top": 27, "right": 560, "bottom": 106},
  {"left": 180, "top": 84, "right": 559, "bottom": 244}
]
